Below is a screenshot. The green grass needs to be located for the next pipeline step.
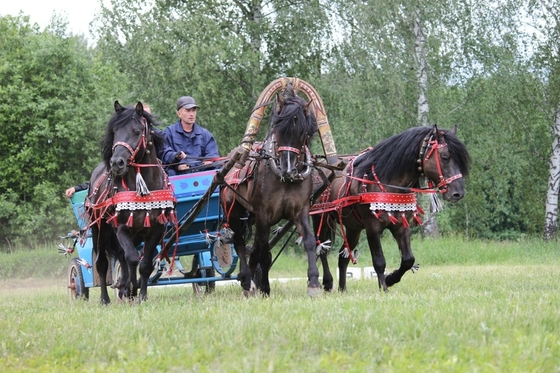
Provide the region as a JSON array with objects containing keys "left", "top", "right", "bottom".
[{"left": 1, "top": 237, "right": 559, "bottom": 372}]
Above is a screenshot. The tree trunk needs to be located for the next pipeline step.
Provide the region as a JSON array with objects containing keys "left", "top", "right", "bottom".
[
  {"left": 412, "top": 7, "right": 440, "bottom": 238},
  {"left": 413, "top": 8, "right": 429, "bottom": 128},
  {"left": 543, "top": 102, "right": 560, "bottom": 240}
]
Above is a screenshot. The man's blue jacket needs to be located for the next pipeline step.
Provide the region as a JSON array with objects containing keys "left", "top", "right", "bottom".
[{"left": 164, "top": 121, "right": 219, "bottom": 174}]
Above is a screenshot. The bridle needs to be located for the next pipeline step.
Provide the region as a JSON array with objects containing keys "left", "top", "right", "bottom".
[
  {"left": 111, "top": 116, "right": 148, "bottom": 167},
  {"left": 418, "top": 132, "right": 463, "bottom": 194},
  {"left": 266, "top": 132, "right": 313, "bottom": 182}
]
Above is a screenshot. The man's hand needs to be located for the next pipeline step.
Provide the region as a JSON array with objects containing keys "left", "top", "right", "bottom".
[
  {"left": 178, "top": 164, "right": 190, "bottom": 171},
  {"left": 65, "top": 187, "right": 76, "bottom": 198},
  {"left": 175, "top": 151, "right": 186, "bottom": 160}
]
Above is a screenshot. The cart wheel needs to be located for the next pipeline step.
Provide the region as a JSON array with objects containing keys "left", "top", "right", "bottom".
[
  {"left": 68, "top": 258, "right": 89, "bottom": 301},
  {"left": 192, "top": 267, "right": 216, "bottom": 295}
]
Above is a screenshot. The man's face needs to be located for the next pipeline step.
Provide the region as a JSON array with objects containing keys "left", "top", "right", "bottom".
[{"left": 178, "top": 107, "right": 197, "bottom": 126}]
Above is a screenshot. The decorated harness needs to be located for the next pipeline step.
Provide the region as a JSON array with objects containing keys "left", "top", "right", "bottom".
[
  {"left": 310, "top": 131, "right": 463, "bottom": 263},
  {"left": 86, "top": 117, "right": 177, "bottom": 227}
]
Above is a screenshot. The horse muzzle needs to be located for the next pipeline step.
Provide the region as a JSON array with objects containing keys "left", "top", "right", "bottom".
[
  {"left": 440, "top": 182, "right": 464, "bottom": 203},
  {"left": 110, "top": 156, "right": 128, "bottom": 176},
  {"left": 269, "top": 159, "right": 312, "bottom": 183}
]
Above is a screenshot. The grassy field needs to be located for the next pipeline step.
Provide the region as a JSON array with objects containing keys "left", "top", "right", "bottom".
[{"left": 1, "top": 236, "right": 559, "bottom": 372}]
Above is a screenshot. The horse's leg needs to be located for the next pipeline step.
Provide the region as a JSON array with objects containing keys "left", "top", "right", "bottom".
[
  {"left": 115, "top": 247, "right": 128, "bottom": 295},
  {"left": 228, "top": 213, "right": 255, "bottom": 296},
  {"left": 253, "top": 221, "right": 272, "bottom": 296},
  {"left": 364, "top": 226, "right": 388, "bottom": 292},
  {"left": 295, "top": 214, "right": 321, "bottom": 296},
  {"left": 337, "top": 227, "right": 361, "bottom": 292},
  {"left": 313, "top": 214, "right": 334, "bottom": 292},
  {"left": 92, "top": 224, "right": 111, "bottom": 304},
  {"left": 385, "top": 225, "right": 415, "bottom": 287},
  {"left": 115, "top": 226, "right": 139, "bottom": 300},
  {"left": 137, "top": 227, "right": 164, "bottom": 302}
]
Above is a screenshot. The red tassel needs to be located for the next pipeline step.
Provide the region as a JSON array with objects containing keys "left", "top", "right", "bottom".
[
  {"left": 401, "top": 213, "right": 409, "bottom": 228},
  {"left": 388, "top": 213, "right": 398, "bottom": 225},
  {"left": 126, "top": 212, "right": 134, "bottom": 227},
  {"left": 107, "top": 212, "right": 119, "bottom": 227},
  {"left": 143, "top": 212, "right": 151, "bottom": 227},
  {"left": 168, "top": 210, "right": 177, "bottom": 224},
  {"left": 416, "top": 204, "right": 425, "bottom": 215},
  {"left": 157, "top": 210, "right": 167, "bottom": 224},
  {"left": 372, "top": 210, "right": 381, "bottom": 219},
  {"left": 413, "top": 213, "right": 423, "bottom": 226}
]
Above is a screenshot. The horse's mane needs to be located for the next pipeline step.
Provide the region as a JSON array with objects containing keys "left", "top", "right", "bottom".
[
  {"left": 101, "top": 105, "right": 164, "bottom": 169},
  {"left": 353, "top": 126, "right": 471, "bottom": 182},
  {"left": 268, "top": 95, "right": 318, "bottom": 143}
]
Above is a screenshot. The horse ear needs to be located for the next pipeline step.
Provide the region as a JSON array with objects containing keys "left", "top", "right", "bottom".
[
  {"left": 450, "top": 124, "right": 457, "bottom": 135},
  {"left": 114, "top": 101, "right": 124, "bottom": 113},
  {"left": 432, "top": 124, "right": 438, "bottom": 136},
  {"left": 305, "top": 99, "right": 314, "bottom": 116},
  {"left": 433, "top": 124, "right": 445, "bottom": 142},
  {"left": 276, "top": 92, "right": 285, "bottom": 113},
  {"left": 135, "top": 101, "right": 144, "bottom": 116}
]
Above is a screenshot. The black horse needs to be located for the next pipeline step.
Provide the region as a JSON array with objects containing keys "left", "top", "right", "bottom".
[
  {"left": 313, "top": 125, "right": 471, "bottom": 292},
  {"left": 86, "top": 101, "right": 176, "bottom": 303},
  {"left": 221, "top": 86, "right": 320, "bottom": 296}
]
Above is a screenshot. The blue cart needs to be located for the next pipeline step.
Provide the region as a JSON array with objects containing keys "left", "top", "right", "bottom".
[{"left": 63, "top": 169, "right": 238, "bottom": 300}]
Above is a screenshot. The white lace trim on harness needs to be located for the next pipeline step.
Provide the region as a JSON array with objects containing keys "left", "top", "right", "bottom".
[
  {"left": 369, "top": 202, "right": 417, "bottom": 212},
  {"left": 115, "top": 200, "right": 175, "bottom": 212}
]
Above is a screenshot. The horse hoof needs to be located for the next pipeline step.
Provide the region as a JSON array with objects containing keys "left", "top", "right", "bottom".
[
  {"left": 307, "top": 286, "right": 322, "bottom": 298},
  {"left": 242, "top": 281, "right": 257, "bottom": 298}
]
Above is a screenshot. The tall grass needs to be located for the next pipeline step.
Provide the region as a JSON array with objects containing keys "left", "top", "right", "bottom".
[{"left": 1, "top": 237, "right": 559, "bottom": 372}]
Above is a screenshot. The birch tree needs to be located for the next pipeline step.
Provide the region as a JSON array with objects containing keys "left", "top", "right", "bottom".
[{"left": 527, "top": 1, "right": 560, "bottom": 240}]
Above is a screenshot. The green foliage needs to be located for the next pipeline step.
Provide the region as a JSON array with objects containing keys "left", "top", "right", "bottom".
[
  {"left": 439, "top": 68, "right": 550, "bottom": 239},
  {"left": 93, "top": 0, "right": 333, "bottom": 153},
  {"left": 2, "top": 0, "right": 560, "bottom": 244},
  {"left": 0, "top": 15, "right": 128, "bottom": 247}
]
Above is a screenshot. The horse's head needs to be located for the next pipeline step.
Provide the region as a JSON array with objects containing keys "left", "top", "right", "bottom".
[
  {"left": 420, "top": 125, "right": 471, "bottom": 202},
  {"left": 267, "top": 87, "right": 318, "bottom": 182},
  {"left": 103, "top": 101, "right": 149, "bottom": 176}
]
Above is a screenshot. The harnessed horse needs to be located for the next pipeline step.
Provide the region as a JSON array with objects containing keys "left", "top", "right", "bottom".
[
  {"left": 220, "top": 86, "right": 320, "bottom": 296},
  {"left": 86, "top": 101, "right": 176, "bottom": 303},
  {"left": 312, "top": 125, "right": 471, "bottom": 292}
]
